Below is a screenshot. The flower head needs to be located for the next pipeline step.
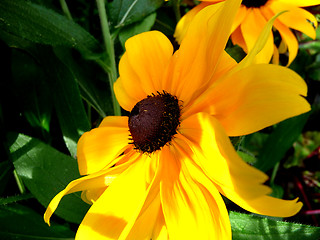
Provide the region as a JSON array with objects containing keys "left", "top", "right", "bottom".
[
  {"left": 44, "top": 0, "right": 310, "bottom": 239},
  {"left": 175, "top": 0, "right": 319, "bottom": 65}
]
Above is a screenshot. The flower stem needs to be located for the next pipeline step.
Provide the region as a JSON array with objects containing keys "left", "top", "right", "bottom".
[
  {"left": 13, "top": 170, "right": 25, "bottom": 194},
  {"left": 59, "top": 0, "right": 73, "bottom": 20},
  {"left": 96, "top": 0, "right": 121, "bottom": 116}
]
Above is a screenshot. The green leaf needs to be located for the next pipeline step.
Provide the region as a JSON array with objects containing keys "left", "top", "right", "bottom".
[
  {"left": 108, "top": 0, "right": 163, "bottom": 28},
  {"left": 230, "top": 211, "right": 320, "bottom": 240},
  {"left": 152, "top": 8, "right": 175, "bottom": 36},
  {"left": 0, "top": 161, "right": 11, "bottom": 195},
  {"left": 9, "top": 133, "right": 90, "bottom": 224},
  {"left": 0, "top": 203, "right": 75, "bottom": 240},
  {"left": 237, "top": 151, "right": 256, "bottom": 164},
  {"left": 34, "top": 47, "right": 91, "bottom": 157},
  {"left": 254, "top": 112, "right": 311, "bottom": 172},
  {"left": 53, "top": 47, "right": 113, "bottom": 118},
  {"left": 0, "top": 194, "right": 33, "bottom": 206},
  {"left": 119, "top": 12, "right": 157, "bottom": 47},
  {"left": 11, "top": 49, "right": 52, "bottom": 135},
  {"left": 0, "top": 0, "right": 102, "bottom": 57},
  {"left": 1, "top": 35, "right": 91, "bottom": 156}
]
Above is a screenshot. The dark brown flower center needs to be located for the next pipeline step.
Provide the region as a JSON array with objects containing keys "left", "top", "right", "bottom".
[
  {"left": 241, "top": 0, "right": 268, "bottom": 8},
  {"left": 128, "top": 91, "right": 181, "bottom": 153}
]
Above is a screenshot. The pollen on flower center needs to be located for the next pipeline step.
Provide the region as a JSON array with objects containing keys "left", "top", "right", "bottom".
[
  {"left": 128, "top": 91, "right": 181, "bottom": 153},
  {"left": 241, "top": 0, "right": 268, "bottom": 8}
]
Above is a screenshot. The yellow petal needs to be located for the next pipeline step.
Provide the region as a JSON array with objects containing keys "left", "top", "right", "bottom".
[
  {"left": 277, "top": 0, "right": 320, "bottom": 7},
  {"left": 231, "top": 26, "right": 248, "bottom": 52},
  {"left": 77, "top": 116, "right": 130, "bottom": 175},
  {"left": 232, "top": 195, "right": 303, "bottom": 217},
  {"left": 269, "top": 1, "right": 317, "bottom": 39},
  {"left": 178, "top": 113, "right": 270, "bottom": 200},
  {"left": 174, "top": 2, "right": 210, "bottom": 44},
  {"left": 214, "top": 64, "right": 310, "bottom": 136},
  {"left": 44, "top": 154, "right": 136, "bottom": 225},
  {"left": 151, "top": 208, "right": 169, "bottom": 240},
  {"left": 76, "top": 154, "right": 158, "bottom": 240},
  {"left": 231, "top": 5, "right": 248, "bottom": 32},
  {"left": 241, "top": 8, "right": 274, "bottom": 63},
  {"left": 272, "top": 44, "right": 280, "bottom": 64},
  {"left": 114, "top": 31, "right": 173, "bottom": 110},
  {"left": 234, "top": 10, "right": 284, "bottom": 70},
  {"left": 160, "top": 144, "right": 231, "bottom": 239},
  {"left": 178, "top": 112, "right": 303, "bottom": 217},
  {"left": 262, "top": 6, "right": 299, "bottom": 66},
  {"left": 117, "top": 152, "right": 162, "bottom": 240},
  {"left": 113, "top": 78, "right": 139, "bottom": 112},
  {"left": 192, "top": 64, "right": 310, "bottom": 136},
  {"left": 184, "top": 59, "right": 310, "bottom": 135},
  {"left": 81, "top": 187, "right": 105, "bottom": 204},
  {"left": 167, "top": 0, "right": 242, "bottom": 107}
]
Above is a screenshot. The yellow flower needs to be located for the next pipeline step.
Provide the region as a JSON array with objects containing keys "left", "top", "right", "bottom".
[
  {"left": 44, "top": 0, "right": 310, "bottom": 239},
  {"left": 175, "top": 0, "right": 319, "bottom": 65}
]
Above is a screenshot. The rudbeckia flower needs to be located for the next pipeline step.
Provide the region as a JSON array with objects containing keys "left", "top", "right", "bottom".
[
  {"left": 175, "top": 0, "right": 319, "bottom": 65},
  {"left": 44, "top": 0, "right": 310, "bottom": 239}
]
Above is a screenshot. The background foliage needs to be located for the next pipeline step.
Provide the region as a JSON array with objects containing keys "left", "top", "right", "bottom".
[{"left": 0, "top": 0, "right": 320, "bottom": 239}]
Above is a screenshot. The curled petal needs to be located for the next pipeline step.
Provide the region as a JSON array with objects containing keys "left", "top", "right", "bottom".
[
  {"left": 178, "top": 113, "right": 270, "bottom": 200},
  {"left": 241, "top": 8, "right": 274, "bottom": 63},
  {"left": 269, "top": 2, "right": 318, "bottom": 39},
  {"left": 174, "top": 2, "right": 211, "bottom": 44},
  {"left": 260, "top": 5, "right": 299, "bottom": 66},
  {"left": 178, "top": 113, "right": 302, "bottom": 217},
  {"left": 76, "top": 154, "right": 159, "bottom": 240},
  {"left": 44, "top": 153, "right": 137, "bottom": 226}
]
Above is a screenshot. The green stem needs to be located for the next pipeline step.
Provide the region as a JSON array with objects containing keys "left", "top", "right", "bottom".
[
  {"left": 13, "top": 170, "right": 25, "bottom": 194},
  {"left": 59, "top": 0, "right": 73, "bottom": 20},
  {"left": 173, "top": 0, "right": 181, "bottom": 22},
  {"left": 0, "top": 193, "right": 33, "bottom": 205},
  {"left": 270, "top": 161, "right": 280, "bottom": 186},
  {"left": 96, "top": 0, "right": 121, "bottom": 116}
]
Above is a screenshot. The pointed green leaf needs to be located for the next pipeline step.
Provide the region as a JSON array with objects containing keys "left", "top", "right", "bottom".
[
  {"left": 108, "top": 0, "right": 162, "bottom": 28},
  {"left": 0, "top": 203, "right": 75, "bottom": 240},
  {"left": 119, "top": 12, "right": 156, "bottom": 47},
  {"left": 254, "top": 112, "right": 311, "bottom": 172},
  {"left": 230, "top": 211, "right": 320, "bottom": 240},
  {"left": 0, "top": 0, "right": 101, "bottom": 57},
  {"left": 34, "top": 47, "right": 90, "bottom": 157},
  {"left": 9, "top": 133, "right": 89, "bottom": 224},
  {"left": 53, "top": 47, "right": 113, "bottom": 118}
]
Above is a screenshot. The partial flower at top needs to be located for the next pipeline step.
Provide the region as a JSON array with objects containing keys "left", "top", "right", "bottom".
[
  {"left": 175, "top": 0, "right": 319, "bottom": 65},
  {"left": 44, "top": 0, "right": 310, "bottom": 239}
]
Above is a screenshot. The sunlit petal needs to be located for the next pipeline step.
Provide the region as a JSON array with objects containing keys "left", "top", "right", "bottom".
[
  {"left": 277, "top": 0, "right": 320, "bottom": 7},
  {"left": 44, "top": 153, "right": 138, "bottom": 225},
  {"left": 114, "top": 31, "right": 173, "bottom": 111},
  {"left": 240, "top": 8, "right": 274, "bottom": 63},
  {"left": 269, "top": 1, "right": 317, "bottom": 39},
  {"left": 193, "top": 64, "right": 310, "bottom": 136},
  {"left": 160, "top": 144, "right": 231, "bottom": 239},
  {"left": 168, "top": 0, "right": 241, "bottom": 107},
  {"left": 77, "top": 116, "right": 130, "bottom": 175},
  {"left": 178, "top": 112, "right": 302, "bottom": 217},
  {"left": 76, "top": 154, "right": 158, "bottom": 240}
]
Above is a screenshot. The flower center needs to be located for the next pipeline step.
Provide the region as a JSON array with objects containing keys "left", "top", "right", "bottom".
[
  {"left": 241, "top": 0, "right": 268, "bottom": 8},
  {"left": 128, "top": 91, "right": 181, "bottom": 153}
]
